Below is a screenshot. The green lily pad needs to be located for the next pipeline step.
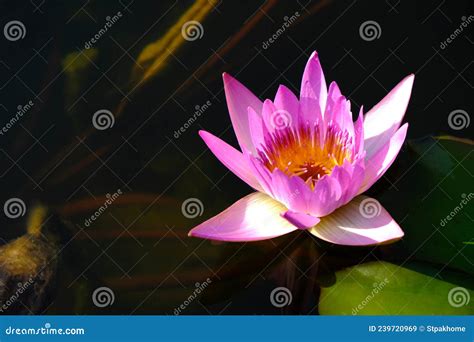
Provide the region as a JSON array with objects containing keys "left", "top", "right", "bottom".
[
  {"left": 379, "top": 136, "right": 474, "bottom": 275},
  {"left": 319, "top": 261, "right": 474, "bottom": 315}
]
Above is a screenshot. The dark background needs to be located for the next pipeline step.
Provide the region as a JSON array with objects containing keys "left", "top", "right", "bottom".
[{"left": 0, "top": 0, "right": 472, "bottom": 314}]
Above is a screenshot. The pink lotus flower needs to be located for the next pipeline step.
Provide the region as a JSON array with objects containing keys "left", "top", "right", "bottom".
[{"left": 188, "top": 52, "right": 414, "bottom": 245}]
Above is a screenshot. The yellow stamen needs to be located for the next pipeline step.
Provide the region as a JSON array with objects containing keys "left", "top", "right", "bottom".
[{"left": 259, "top": 124, "right": 352, "bottom": 188}]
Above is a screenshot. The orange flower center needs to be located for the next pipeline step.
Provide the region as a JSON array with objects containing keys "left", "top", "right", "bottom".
[{"left": 258, "top": 124, "right": 353, "bottom": 188}]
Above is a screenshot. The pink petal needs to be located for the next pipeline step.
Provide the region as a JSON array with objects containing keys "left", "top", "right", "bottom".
[
  {"left": 248, "top": 107, "right": 266, "bottom": 149},
  {"left": 223, "top": 73, "right": 263, "bottom": 154},
  {"left": 330, "top": 162, "right": 354, "bottom": 204},
  {"left": 325, "top": 82, "right": 354, "bottom": 138},
  {"left": 363, "top": 74, "right": 414, "bottom": 159},
  {"left": 299, "top": 81, "right": 324, "bottom": 130},
  {"left": 261, "top": 99, "right": 294, "bottom": 133},
  {"left": 188, "top": 192, "right": 298, "bottom": 242},
  {"left": 344, "top": 159, "right": 366, "bottom": 201},
  {"left": 300, "top": 51, "right": 328, "bottom": 115},
  {"left": 326, "top": 81, "right": 342, "bottom": 100},
  {"left": 248, "top": 154, "right": 366, "bottom": 221},
  {"left": 270, "top": 169, "right": 314, "bottom": 214},
  {"left": 248, "top": 160, "right": 322, "bottom": 217},
  {"left": 309, "top": 196, "right": 404, "bottom": 246},
  {"left": 199, "top": 130, "right": 263, "bottom": 192},
  {"left": 282, "top": 210, "right": 320, "bottom": 229},
  {"left": 358, "top": 123, "right": 408, "bottom": 194},
  {"left": 274, "top": 85, "right": 300, "bottom": 127},
  {"left": 353, "top": 107, "right": 364, "bottom": 156},
  {"left": 261, "top": 99, "right": 279, "bottom": 132},
  {"left": 247, "top": 156, "right": 275, "bottom": 197},
  {"left": 309, "top": 173, "right": 343, "bottom": 216}
]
